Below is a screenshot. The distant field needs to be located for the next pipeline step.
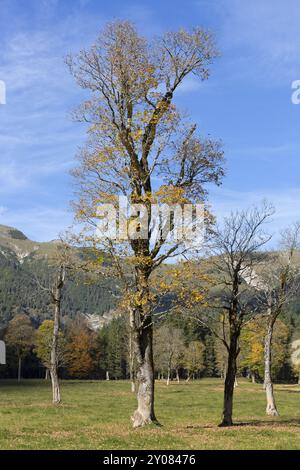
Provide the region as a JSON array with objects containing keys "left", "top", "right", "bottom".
[{"left": 0, "top": 378, "right": 300, "bottom": 450}]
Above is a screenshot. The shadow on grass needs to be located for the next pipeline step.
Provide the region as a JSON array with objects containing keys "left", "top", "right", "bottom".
[
  {"left": 0, "top": 379, "right": 49, "bottom": 388},
  {"left": 187, "top": 418, "right": 300, "bottom": 429}
]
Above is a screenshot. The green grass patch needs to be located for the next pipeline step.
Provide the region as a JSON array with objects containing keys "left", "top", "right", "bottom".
[{"left": 1, "top": 378, "right": 300, "bottom": 449}]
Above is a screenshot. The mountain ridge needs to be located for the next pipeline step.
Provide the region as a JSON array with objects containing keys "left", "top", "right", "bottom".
[{"left": 0, "top": 225, "right": 119, "bottom": 329}]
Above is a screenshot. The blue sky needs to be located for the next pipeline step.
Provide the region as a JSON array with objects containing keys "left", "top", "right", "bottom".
[{"left": 0, "top": 0, "right": 299, "bottom": 242}]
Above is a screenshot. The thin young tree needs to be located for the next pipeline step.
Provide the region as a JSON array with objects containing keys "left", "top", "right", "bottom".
[
  {"left": 154, "top": 324, "right": 185, "bottom": 385},
  {"left": 5, "top": 314, "right": 34, "bottom": 382},
  {"left": 67, "top": 20, "right": 224, "bottom": 426},
  {"left": 49, "top": 263, "right": 65, "bottom": 404},
  {"left": 33, "top": 244, "right": 71, "bottom": 404},
  {"left": 263, "top": 225, "right": 299, "bottom": 415}
]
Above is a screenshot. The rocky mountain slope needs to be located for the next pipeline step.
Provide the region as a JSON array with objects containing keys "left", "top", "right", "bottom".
[
  {"left": 1, "top": 224, "right": 300, "bottom": 331},
  {"left": 0, "top": 225, "right": 119, "bottom": 329}
]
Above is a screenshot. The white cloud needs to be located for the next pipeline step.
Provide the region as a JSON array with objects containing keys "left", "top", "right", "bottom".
[{"left": 0, "top": 5, "right": 100, "bottom": 239}]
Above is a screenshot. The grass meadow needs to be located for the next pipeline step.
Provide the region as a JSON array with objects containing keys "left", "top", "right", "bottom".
[{"left": 0, "top": 378, "right": 300, "bottom": 450}]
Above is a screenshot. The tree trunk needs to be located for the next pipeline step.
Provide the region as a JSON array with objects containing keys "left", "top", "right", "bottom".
[
  {"left": 298, "top": 373, "right": 300, "bottom": 386},
  {"left": 251, "top": 372, "right": 256, "bottom": 384},
  {"left": 17, "top": 356, "right": 21, "bottom": 383},
  {"left": 129, "top": 258, "right": 158, "bottom": 428},
  {"left": 50, "top": 367, "right": 61, "bottom": 404},
  {"left": 222, "top": 365, "right": 227, "bottom": 382},
  {"left": 45, "top": 368, "right": 50, "bottom": 380},
  {"left": 234, "top": 377, "right": 238, "bottom": 387},
  {"left": 176, "top": 369, "right": 180, "bottom": 383},
  {"left": 166, "top": 368, "right": 170, "bottom": 386},
  {"left": 219, "top": 332, "right": 239, "bottom": 427},
  {"left": 129, "top": 329, "right": 135, "bottom": 392},
  {"left": 106, "top": 371, "right": 110, "bottom": 381},
  {"left": 130, "top": 302, "right": 157, "bottom": 428},
  {"left": 50, "top": 265, "right": 64, "bottom": 405},
  {"left": 264, "top": 317, "right": 279, "bottom": 416},
  {"left": 50, "top": 297, "right": 61, "bottom": 404}
]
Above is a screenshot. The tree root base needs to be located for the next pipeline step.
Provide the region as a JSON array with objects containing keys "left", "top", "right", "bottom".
[
  {"left": 218, "top": 420, "right": 233, "bottom": 427},
  {"left": 131, "top": 410, "right": 161, "bottom": 429}
]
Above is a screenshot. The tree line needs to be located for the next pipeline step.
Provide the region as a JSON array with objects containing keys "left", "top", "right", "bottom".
[{"left": 1, "top": 309, "right": 299, "bottom": 387}]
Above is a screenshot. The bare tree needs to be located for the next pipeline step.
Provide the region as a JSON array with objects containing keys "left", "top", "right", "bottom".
[
  {"left": 49, "top": 264, "right": 65, "bottom": 404},
  {"left": 152, "top": 205, "right": 273, "bottom": 425},
  {"left": 207, "top": 204, "right": 273, "bottom": 426},
  {"left": 33, "top": 244, "right": 72, "bottom": 404},
  {"left": 67, "top": 20, "right": 224, "bottom": 427},
  {"left": 154, "top": 324, "right": 185, "bottom": 385}
]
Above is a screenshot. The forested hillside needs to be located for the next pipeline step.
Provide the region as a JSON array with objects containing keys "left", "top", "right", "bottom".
[
  {"left": 1, "top": 223, "right": 300, "bottom": 330},
  {"left": 0, "top": 225, "right": 119, "bottom": 328}
]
